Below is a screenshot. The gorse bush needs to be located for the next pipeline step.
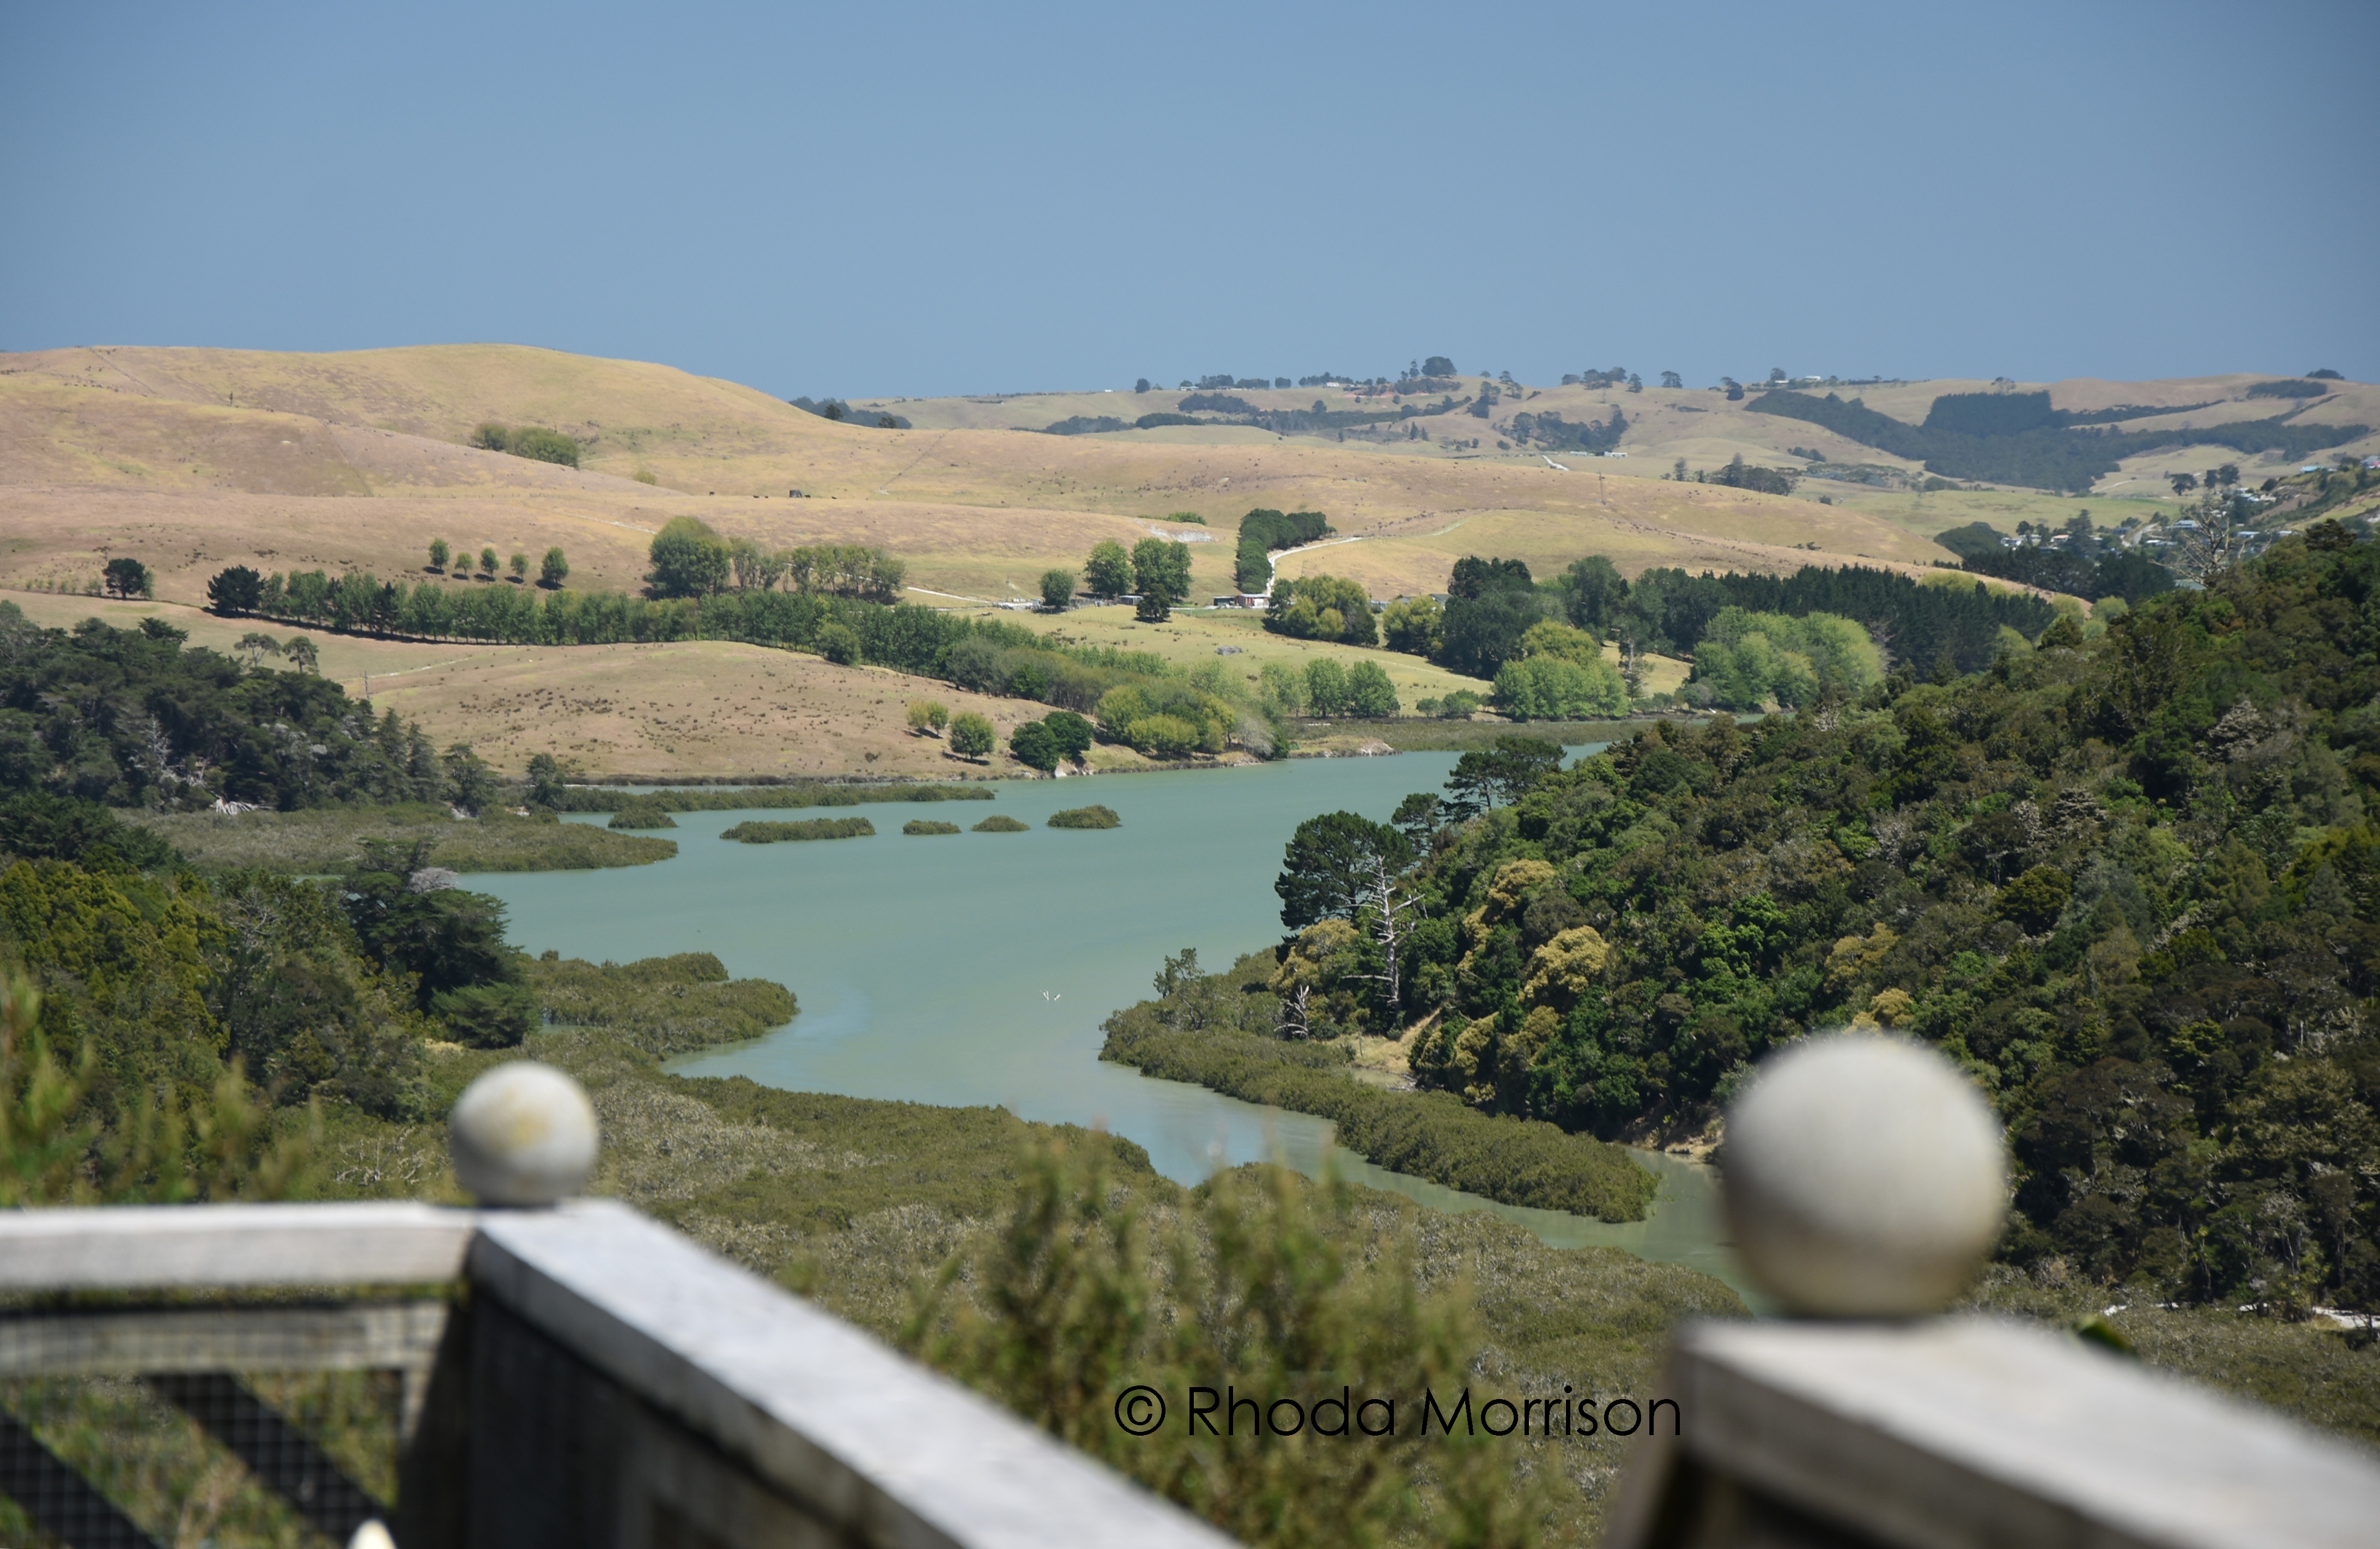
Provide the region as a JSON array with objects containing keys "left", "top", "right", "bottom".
[
  {"left": 906, "top": 1138, "right": 1546, "bottom": 1549},
  {"left": 720, "top": 816, "right": 876, "bottom": 843}
]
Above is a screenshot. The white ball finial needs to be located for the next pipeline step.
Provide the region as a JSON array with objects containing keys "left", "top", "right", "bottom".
[
  {"left": 1723, "top": 1033, "right": 2007, "bottom": 1317},
  {"left": 449, "top": 1062, "right": 598, "bottom": 1207}
]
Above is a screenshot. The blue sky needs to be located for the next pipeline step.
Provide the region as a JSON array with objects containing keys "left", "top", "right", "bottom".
[{"left": 3, "top": 1, "right": 2373, "bottom": 398}]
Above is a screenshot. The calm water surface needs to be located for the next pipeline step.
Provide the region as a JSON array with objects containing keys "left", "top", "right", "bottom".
[{"left": 474, "top": 754, "right": 1749, "bottom": 1298}]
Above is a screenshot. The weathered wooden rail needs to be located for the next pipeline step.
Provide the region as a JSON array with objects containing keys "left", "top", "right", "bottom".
[{"left": 0, "top": 1199, "right": 1234, "bottom": 1549}]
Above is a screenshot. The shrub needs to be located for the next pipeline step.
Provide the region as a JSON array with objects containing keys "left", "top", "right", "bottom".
[
  {"left": 647, "top": 516, "right": 731, "bottom": 598},
  {"left": 205, "top": 565, "right": 264, "bottom": 616},
  {"left": 102, "top": 557, "right": 151, "bottom": 600},
  {"left": 1132, "top": 538, "right": 1191, "bottom": 617},
  {"left": 949, "top": 712, "right": 996, "bottom": 760},
  {"left": 1997, "top": 864, "right": 2072, "bottom": 933},
  {"left": 1304, "top": 658, "right": 1348, "bottom": 715},
  {"left": 1128, "top": 713, "right": 1200, "bottom": 758},
  {"left": 903, "top": 819, "right": 962, "bottom": 835},
  {"left": 1266, "top": 574, "right": 1377, "bottom": 646},
  {"left": 1084, "top": 540, "right": 1133, "bottom": 599},
  {"left": 972, "top": 814, "right": 1030, "bottom": 832},
  {"left": 1684, "top": 608, "right": 1877, "bottom": 710},
  {"left": 1044, "top": 711, "right": 1094, "bottom": 761},
  {"left": 1493, "top": 655, "right": 1626, "bottom": 721},
  {"left": 504, "top": 426, "right": 582, "bottom": 467},
  {"left": 1048, "top": 805, "right": 1120, "bottom": 829},
  {"left": 1344, "top": 660, "right": 1399, "bottom": 717},
  {"left": 1235, "top": 508, "right": 1332, "bottom": 592},
  {"left": 720, "top": 817, "right": 877, "bottom": 842},
  {"left": 1010, "top": 721, "right": 1059, "bottom": 771},
  {"left": 907, "top": 700, "right": 950, "bottom": 736},
  {"left": 608, "top": 800, "right": 677, "bottom": 830},
  {"left": 433, "top": 981, "right": 538, "bottom": 1048},
  {"left": 1381, "top": 595, "right": 1442, "bottom": 655}
]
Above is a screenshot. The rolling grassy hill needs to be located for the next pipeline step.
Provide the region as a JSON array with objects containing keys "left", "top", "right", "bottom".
[{"left": 5, "top": 342, "right": 2366, "bottom": 777}]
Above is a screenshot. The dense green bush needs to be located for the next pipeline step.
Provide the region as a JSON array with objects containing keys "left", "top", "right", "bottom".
[
  {"left": 720, "top": 816, "right": 876, "bottom": 843},
  {"left": 1048, "top": 805, "right": 1120, "bottom": 830},
  {"left": 524, "top": 951, "right": 796, "bottom": 1058},
  {"left": 972, "top": 814, "right": 1029, "bottom": 832},
  {"left": 1343, "top": 521, "right": 2380, "bottom": 1314},
  {"left": 470, "top": 422, "right": 581, "bottom": 467},
  {"left": 608, "top": 799, "right": 677, "bottom": 830},
  {"left": 1265, "top": 573, "right": 1377, "bottom": 646},
  {"left": 1493, "top": 654, "right": 1626, "bottom": 720},
  {"left": 903, "top": 819, "right": 961, "bottom": 835},
  {"left": 0, "top": 605, "right": 445, "bottom": 812},
  {"left": 1101, "top": 964, "right": 1656, "bottom": 1221},
  {"left": 948, "top": 712, "right": 995, "bottom": 760},
  {"left": 1235, "top": 509, "right": 1333, "bottom": 592},
  {"left": 1684, "top": 608, "right": 1878, "bottom": 710}
]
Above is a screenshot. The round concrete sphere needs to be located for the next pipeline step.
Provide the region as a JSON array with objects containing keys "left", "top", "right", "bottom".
[
  {"left": 1723, "top": 1033, "right": 2007, "bottom": 1317},
  {"left": 449, "top": 1062, "right": 598, "bottom": 1207}
]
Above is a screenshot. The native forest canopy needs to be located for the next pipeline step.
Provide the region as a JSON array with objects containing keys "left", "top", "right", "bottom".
[{"left": 1220, "top": 521, "right": 2380, "bottom": 1314}]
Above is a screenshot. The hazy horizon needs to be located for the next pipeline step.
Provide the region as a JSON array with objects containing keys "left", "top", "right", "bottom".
[{"left": 4, "top": 1, "right": 2374, "bottom": 398}]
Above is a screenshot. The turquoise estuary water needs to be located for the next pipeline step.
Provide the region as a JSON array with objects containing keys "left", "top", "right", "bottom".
[{"left": 472, "top": 754, "right": 1747, "bottom": 1297}]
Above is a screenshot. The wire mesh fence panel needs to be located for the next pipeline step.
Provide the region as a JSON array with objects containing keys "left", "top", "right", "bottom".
[{"left": 0, "top": 1372, "right": 401, "bottom": 1549}]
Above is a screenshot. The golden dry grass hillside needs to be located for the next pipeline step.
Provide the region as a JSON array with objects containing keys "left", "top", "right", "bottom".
[
  {"left": 0, "top": 590, "right": 1091, "bottom": 782},
  {"left": 861, "top": 371, "right": 2379, "bottom": 486},
  {"left": 4, "top": 342, "right": 2357, "bottom": 777},
  {"left": 2, "top": 343, "right": 1958, "bottom": 609}
]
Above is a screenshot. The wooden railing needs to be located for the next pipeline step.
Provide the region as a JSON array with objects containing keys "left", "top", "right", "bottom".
[{"left": 0, "top": 1199, "right": 1233, "bottom": 1549}]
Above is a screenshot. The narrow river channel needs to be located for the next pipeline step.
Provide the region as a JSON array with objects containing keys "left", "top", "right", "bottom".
[{"left": 473, "top": 753, "right": 1748, "bottom": 1298}]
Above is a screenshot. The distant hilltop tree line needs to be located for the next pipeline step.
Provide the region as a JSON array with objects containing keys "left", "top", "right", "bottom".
[
  {"left": 1041, "top": 396, "right": 1414, "bottom": 439},
  {"left": 413, "top": 538, "right": 570, "bottom": 589},
  {"left": 1753, "top": 388, "right": 2367, "bottom": 495},
  {"left": 787, "top": 396, "right": 911, "bottom": 429},
  {"left": 198, "top": 523, "right": 1302, "bottom": 761},
  {"left": 643, "top": 517, "right": 906, "bottom": 603},
  {"left": 1274, "top": 549, "right": 2059, "bottom": 720}
]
